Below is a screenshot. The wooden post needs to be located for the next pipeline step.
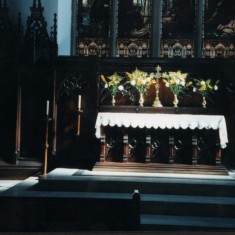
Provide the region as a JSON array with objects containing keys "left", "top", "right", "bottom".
[
  {"left": 169, "top": 135, "right": 174, "bottom": 164},
  {"left": 100, "top": 127, "right": 107, "bottom": 162},
  {"left": 123, "top": 133, "right": 129, "bottom": 163},
  {"left": 192, "top": 134, "right": 198, "bottom": 164},
  {"left": 146, "top": 135, "right": 151, "bottom": 163},
  {"left": 216, "top": 148, "right": 221, "bottom": 165},
  {"left": 215, "top": 130, "right": 221, "bottom": 165}
]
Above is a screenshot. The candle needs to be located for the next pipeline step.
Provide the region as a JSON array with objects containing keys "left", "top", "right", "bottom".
[
  {"left": 46, "top": 100, "right": 49, "bottom": 115},
  {"left": 78, "top": 95, "right": 81, "bottom": 110}
]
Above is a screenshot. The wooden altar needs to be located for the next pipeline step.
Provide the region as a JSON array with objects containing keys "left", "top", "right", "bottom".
[
  {"left": 95, "top": 107, "right": 228, "bottom": 166},
  {"left": 92, "top": 56, "right": 234, "bottom": 169}
]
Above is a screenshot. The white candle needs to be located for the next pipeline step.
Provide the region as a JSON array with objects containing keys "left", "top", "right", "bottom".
[
  {"left": 78, "top": 95, "right": 81, "bottom": 110},
  {"left": 46, "top": 100, "right": 49, "bottom": 115}
]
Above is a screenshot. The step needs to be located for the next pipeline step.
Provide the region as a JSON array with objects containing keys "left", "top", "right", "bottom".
[
  {"left": 2, "top": 171, "right": 235, "bottom": 232},
  {"left": 140, "top": 194, "right": 235, "bottom": 217},
  {"left": 0, "top": 180, "right": 22, "bottom": 192},
  {"left": 141, "top": 214, "right": 235, "bottom": 230},
  {"left": 0, "top": 178, "right": 140, "bottom": 232},
  {"left": 36, "top": 168, "right": 235, "bottom": 197},
  {"left": 94, "top": 162, "right": 229, "bottom": 176},
  {"left": 0, "top": 160, "right": 42, "bottom": 180}
]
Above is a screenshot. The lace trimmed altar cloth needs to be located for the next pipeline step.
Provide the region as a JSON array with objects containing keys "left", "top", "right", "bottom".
[{"left": 95, "top": 112, "right": 228, "bottom": 148}]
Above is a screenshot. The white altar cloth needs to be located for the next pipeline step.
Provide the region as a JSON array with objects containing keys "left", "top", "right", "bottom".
[{"left": 95, "top": 112, "right": 228, "bottom": 148}]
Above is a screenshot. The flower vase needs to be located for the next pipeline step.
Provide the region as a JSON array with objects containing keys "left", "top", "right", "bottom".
[
  {"left": 152, "top": 80, "right": 163, "bottom": 107},
  {"left": 202, "top": 96, "right": 207, "bottom": 108},
  {"left": 173, "top": 94, "right": 178, "bottom": 107},
  {"left": 139, "top": 93, "right": 144, "bottom": 107},
  {"left": 111, "top": 95, "right": 116, "bottom": 106}
]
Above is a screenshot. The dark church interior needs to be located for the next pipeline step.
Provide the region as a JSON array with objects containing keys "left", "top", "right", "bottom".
[{"left": 1, "top": 0, "right": 235, "bottom": 233}]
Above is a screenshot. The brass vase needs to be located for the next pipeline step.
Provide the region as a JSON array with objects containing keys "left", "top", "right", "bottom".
[
  {"left": 202, "top": 96, "right": 207, "bottom": 108},
  {"left": 173, "top": 94, "right": 179, "bottom": 107},
  {"left": 139, "top": 93, "right": 144, "bottom": 106},
  {"left": 111, "top": 95, "right": 116, "bottom": 106}
]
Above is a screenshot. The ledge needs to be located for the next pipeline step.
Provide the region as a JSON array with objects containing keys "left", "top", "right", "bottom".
[{"left": 98, "top": 106, "right": 220, "bottom": 115}]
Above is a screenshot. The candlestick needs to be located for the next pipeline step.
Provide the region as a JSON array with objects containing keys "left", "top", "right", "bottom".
[
  {"left": 77, "top": 114, "right": 81, "bottom": 136},
  {"left": 77, "top": 108, "right": 83, "bottom": 136},
  {"left": 46, "top": 100, "right": 49, "bottom": 116},
  {"left": 78, "top": 95, "right": 81, "bottom": 110},
  {"left": 152, "top": 79, "right": 163, "bottom": 107},
  {"left": 43, "top": 111, "right": 50, "bottom": 175}
]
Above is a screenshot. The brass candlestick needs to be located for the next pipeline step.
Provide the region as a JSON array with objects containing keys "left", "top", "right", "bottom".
[
  {"left": 77, "top": 109, "right": 83, "bottom": 136},
  {"left": 152, "top": 78, "right": 163, "bottom": 107},
  {"left": 77, "top": 95, "right": 83, "bottom": 135},
  {"left": 43, "top": 115, "right": 52, "bottom": 175}
]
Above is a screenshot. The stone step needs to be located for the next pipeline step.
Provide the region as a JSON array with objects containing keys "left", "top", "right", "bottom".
[
  {"left": 141, "top": 194, "right": 235, "bottom": 217},
  {"left": 36, "top": 168, "right": 235, "bottom": 230},
  {"left": 141, "top": 214, "right": 235, "bottom": 230},
  {"left": 0, "top": 180, "right": 22, "bottom": 192},
  {"left": 0, "top": 178, "right": 140, "bottom": 232},
  {"left": 37, "top": 168, "right": 235, "bottom": 197},
  {"left": 0, "top": 160, "right": 42, "bottom": 180},
  {"left": 3, "top": 170, "right": 235, "bottom": 231}
]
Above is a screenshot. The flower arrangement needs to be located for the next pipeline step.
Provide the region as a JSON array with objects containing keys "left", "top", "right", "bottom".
[
  {"left": 192, "top": 78, "right": 219, "bottom": 108},
  {"left": 100, "top": 72, "right": 124, "bottom": 96},
  {"left": 192, "top": 78, "right": 219, "bottom": 97},
  {"left": 162, "top": 70, "right": 188, "bottom": 107},
  {"left": 125, "top": 68, "right": 154, "bottom": 94},
  {"left": 125, "top": 68, "right": 155, "bottom": 106},
  {"left": 100, "top": 72, "right": 125, "bottom": 106},
  {"left": 162, "top": 70, "right": 188, "bottom": 95}
]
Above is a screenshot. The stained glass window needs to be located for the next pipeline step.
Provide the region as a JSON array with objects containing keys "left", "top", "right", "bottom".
[
  {"left": 118, "top": 0, "right": 151, "bottom": 38},
  {"left": 74, "top": 0, "right": 235, "bottom": 58},
  {"left": 203, "top": 0, "right": 235, "bottom": 58},
  {"left": 76, "top": 0, "right": 110, "bottom": 57},
  {"left": 117, "top": 0, "right": 152, "bottom": 58},
  {"left": 161, "top": 0, "right": 196, "bottom": 58},
  {"left": 204, "top": 0, "right": 235, "bottom": 39}
]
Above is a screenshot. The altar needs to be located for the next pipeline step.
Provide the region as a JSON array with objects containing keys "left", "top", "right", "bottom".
[{"left": 95, "top": 111, "right": 228, "bottom": 165}]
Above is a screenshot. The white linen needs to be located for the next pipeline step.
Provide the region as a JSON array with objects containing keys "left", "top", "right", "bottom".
[{"left": 95, "top": 112, "right": 228, "bottom": 148}]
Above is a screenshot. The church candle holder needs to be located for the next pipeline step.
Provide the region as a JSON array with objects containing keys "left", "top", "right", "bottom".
[
  {"left": 76, "top": 94, "right": 83, "bottom": 136},
  {"left": 43, "top": 114, "right": 52, "bottom": 176},
  {"left": 77, "top": 109, "right": 83, "bottom": 136}
]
